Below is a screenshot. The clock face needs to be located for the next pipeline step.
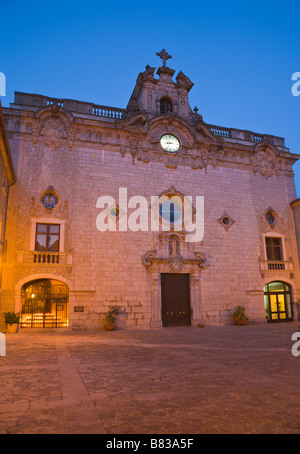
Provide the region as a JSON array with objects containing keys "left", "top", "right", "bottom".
[{"left": 160, "top": 134, "right": 180, "bottom": 153}]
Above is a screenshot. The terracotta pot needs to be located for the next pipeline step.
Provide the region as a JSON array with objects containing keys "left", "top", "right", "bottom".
[
  {"left": 236, "top": 319, "right": 248, "bottom": 326},
  {"left": 198, "top": 323, "right": 205, "bottom": 328},
  {"left": 7, "top": 324, "right": 18, "bottom": 333},
  {"left": 104, "top": 324, "right": 116, "bottom": 331}
]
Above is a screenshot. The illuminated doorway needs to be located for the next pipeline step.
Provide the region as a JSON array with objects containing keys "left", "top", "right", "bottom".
[
  {"left": 264, "top": 281, "right": 293, "bottom": 323},
  {"left": 21, "top": 279, "right": 69, "bottom": 328}
]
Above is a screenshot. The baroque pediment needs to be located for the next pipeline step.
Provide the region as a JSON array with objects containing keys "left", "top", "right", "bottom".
[
  {"left": 142, "top": 232, "right": 208, "bottom": 271},
  {"left": 146, "top": 114, "right": 221, "bottom": 150},
  {"left": 37, "top": 103, "right": 73, "bottom": 126}
]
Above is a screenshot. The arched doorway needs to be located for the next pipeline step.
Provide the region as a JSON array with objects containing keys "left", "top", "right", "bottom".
[
  {"left": 20, "top": 279, "right": 69, "bottom": 328},
  {"left": 264, "top": 281, "right": 293, "bottom": 323}
]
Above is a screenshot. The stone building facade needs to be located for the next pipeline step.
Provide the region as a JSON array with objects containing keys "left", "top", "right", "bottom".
[
  {"left": 0, "top": 100, "right": 16, "bottom": 326},
  {"left": 1, "top": 51, "right": 300, "bottom": 329}
]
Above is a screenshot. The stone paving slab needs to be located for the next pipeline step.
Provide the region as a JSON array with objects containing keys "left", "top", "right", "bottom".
[{"left": 0, "top": 323, "right": 299, "bottom": 434}]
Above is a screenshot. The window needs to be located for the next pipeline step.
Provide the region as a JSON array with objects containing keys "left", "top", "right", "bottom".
[
  {"left": 35, "top": 224, "right": 60, "bottom": 252},
  {"left": 160, "top": 98, "right": 173, "bottom": 114},
  {"left": 159, "top": 200, "right": 182, "bottom": 224},
  {"left": 217, "top": 212, "right": 235, "bottom": 231},
  {"left": 222, "top": 216, "right": 231, "bottom": 226},
  {"left": 265, "top": 211, "right": 276, "bottom": 226},
  {"left": 110, "top": 206, "right": 119, "bottom": 219},
  {"left": 265, "top": 237, "right": 283, "bottom": 261}
]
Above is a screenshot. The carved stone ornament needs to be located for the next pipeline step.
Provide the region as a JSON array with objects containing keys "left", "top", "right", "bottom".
[
  {"left": 42, "top": 118, "right": 65, "bottom": 150},
  {"left": 67, "top": 126, "right": 78, "bottom": 150},
  {"left": 40, "top": 186, "right": 60, "bottom": 213},
  {"left": 127, "top": 134, "right": 142, "bottom": 163},
  {"left": 29, "top": 196, "right": 38, "bottom": 216},
  {"left": 168, "top": 236, "right": 183, "bottom": 271},
  {"left": 142, "top": 232, "right": 208, "bottom": 270},
  {"left": 31, "top": 121, "right": 42, "bottom": 145},
  {"left": 263, "top": 207, "right": 278, "bottom": 229},
  {"left": 250, "top": 145, "right": 277, "bottom": 179},
  {"left": 169, "top": 255, "right": 184, "bottom": 272},
  {"left": 259, "top": 208, "right": 287, "bottom": 235}
]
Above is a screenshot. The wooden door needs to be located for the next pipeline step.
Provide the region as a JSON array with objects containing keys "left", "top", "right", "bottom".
[{"left": 161, "top": 274, "right": 191, "bottom": 327}]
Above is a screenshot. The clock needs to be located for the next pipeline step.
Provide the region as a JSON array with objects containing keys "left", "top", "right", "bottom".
[{"left": 160, "top": 134, "right": 180, "bottom": 153}]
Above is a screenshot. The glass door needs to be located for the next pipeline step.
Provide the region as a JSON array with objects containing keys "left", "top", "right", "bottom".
[
  {"left": 269, "top": 294, "right": 286, "bottom": 321},
  {"left": 264, "top": 282, "right": 293, "bottom": 323}
]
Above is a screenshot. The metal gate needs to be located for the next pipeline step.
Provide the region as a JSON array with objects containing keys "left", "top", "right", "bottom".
[{"left": 21, "top": 279, "right": 68, "bottom": 328}]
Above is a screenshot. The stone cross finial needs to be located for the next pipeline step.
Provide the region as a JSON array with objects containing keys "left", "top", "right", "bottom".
[{"left": 156, "top": 49, "right": 172, "bottom": 67}]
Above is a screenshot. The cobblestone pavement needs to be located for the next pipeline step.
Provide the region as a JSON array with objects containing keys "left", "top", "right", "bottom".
[{"left": 0, "top": 323, "right": 299, "bottom": 434}]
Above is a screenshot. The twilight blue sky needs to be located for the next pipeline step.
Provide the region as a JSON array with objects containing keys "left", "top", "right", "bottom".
[{"left": 1, "top": 0, "right": 300, "bottom": 195}]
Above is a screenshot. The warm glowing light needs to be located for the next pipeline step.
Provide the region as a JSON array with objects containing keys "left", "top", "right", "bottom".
[
  {"left": 31, "top": 293, "right": 35, "bottom": 298},
  {"left": 20, "top": 312, "right": 68, "bottom": 328}
]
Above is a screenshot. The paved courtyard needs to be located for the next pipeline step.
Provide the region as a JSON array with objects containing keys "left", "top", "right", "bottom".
[{"left": 0, "top": 322, "right": 299, "bottom": 434}]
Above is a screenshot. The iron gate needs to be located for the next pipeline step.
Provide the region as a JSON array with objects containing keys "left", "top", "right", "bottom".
[{"left": 21, "top": 279, "right": 68, "bottom": 328}]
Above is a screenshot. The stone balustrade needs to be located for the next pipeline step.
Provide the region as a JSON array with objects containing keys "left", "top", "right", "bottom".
[
  {"left": 16, "top": 250, "right": 74, "bottom": 266},
  {"left": 259, "top": 259, "right": 294, "bottom": 277},
  {"left": 208, "top": 123, "right": 285, "bottom": 147},
  {"left": 10, "top": 91, "right": 286, "bottom": 147},
  {"left": 92, "top": 104, "right": 125, "bottom": 119}
]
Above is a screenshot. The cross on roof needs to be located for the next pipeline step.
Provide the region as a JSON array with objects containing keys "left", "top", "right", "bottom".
[{"left": 156, "top": 49, "right": 172, "bottom": 67}]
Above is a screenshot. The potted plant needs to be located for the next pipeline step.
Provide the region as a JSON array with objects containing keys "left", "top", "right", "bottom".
[
  {"left": 4, "top": 312, "right": 20, "bottom": 333},
  {"left": 103, "top": 306, "right": 119, "bottom": 331},
  {"left": 232, "top": 305, "right": 249, "bottom": 325}
]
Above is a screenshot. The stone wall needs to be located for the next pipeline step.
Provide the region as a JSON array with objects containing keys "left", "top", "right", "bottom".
[{"left": 1, "top": 72, "right": 300, "bottom": 329}]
